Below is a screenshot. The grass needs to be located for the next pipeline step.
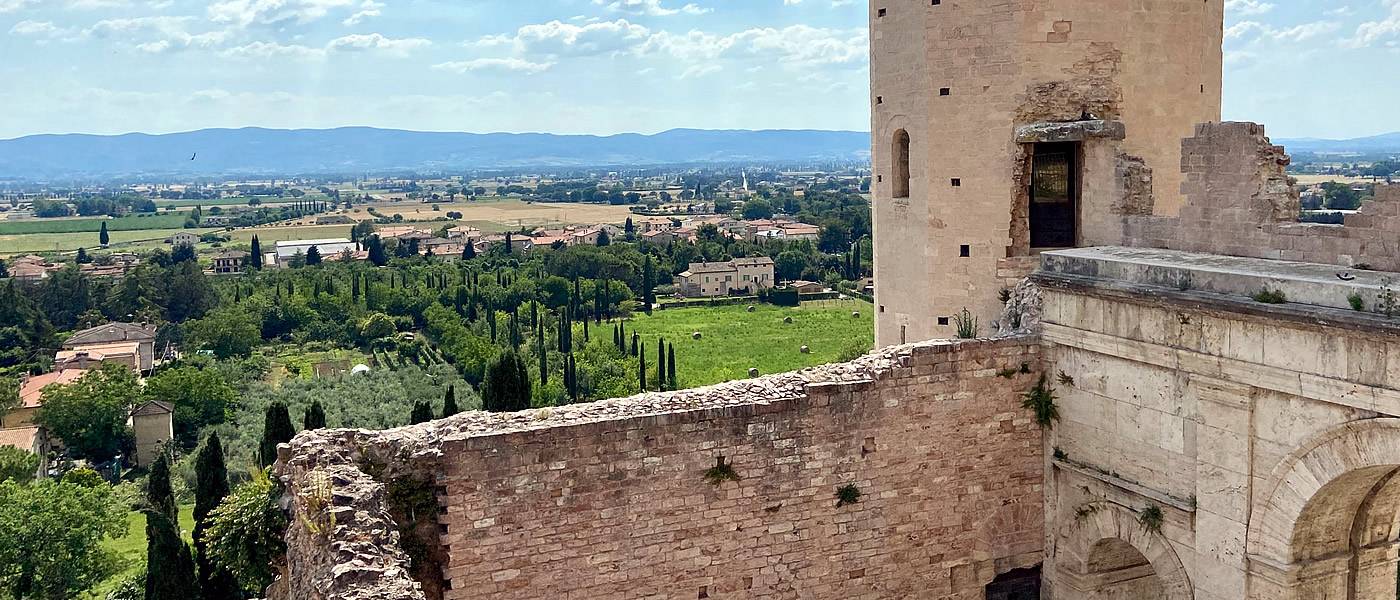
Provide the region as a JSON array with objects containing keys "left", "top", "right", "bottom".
[
  {"left": 361, "top": 198, "right": 633, "bottom": 228},
  {"left": 0, "top": 213, "right": 191, "bottom": 235},
  {"left": 226, "top": 224, "right": 355, "bottom": 245},
  {"left": 86, "top": 504, "right": 195, "bottom": 599},
  {"left": 0, "top": 227, "right": 217, "bottom": 255},
  {"left": 624, "top": 299, "right": 874, "bottom": 387}
]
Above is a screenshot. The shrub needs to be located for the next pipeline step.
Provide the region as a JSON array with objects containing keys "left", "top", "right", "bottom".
[
  {"left": 1022, "top": 373, "right": 1060, "bottom": 429},
  {"left": 1348, "top": 292, "right": 1366, "bottom": 311},
  {"left": 203, "top": 469, "right": 288, "bottom": 594},
  {"left": 1251, "top": 288, "right": 1287, "bottom": 304},
  {"left": 953, "top": 307, "right": 979, "bottom": 339},
  {"left": 1138, "top": 505, "right": 1164, "bottom": 534},
  {"left": 835, "top": 483, "right": 862, "bottom": 507}
]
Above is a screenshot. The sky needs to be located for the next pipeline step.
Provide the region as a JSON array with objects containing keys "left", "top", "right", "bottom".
[{"left": 0, "top": 0, "right": 1396, "bottom": 140}]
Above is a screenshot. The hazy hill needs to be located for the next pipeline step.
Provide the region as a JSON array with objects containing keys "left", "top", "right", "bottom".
[
  {"left": 1275, "top": 132, "right": 1400, "bottom": 154},
  {"left": 0, "top": 127, "right": 872, "bottom": 179}
]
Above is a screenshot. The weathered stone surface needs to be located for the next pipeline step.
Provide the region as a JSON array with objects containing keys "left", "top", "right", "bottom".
[{"left": 1014, "top": 119, "right": 1126, "bottom": 144}]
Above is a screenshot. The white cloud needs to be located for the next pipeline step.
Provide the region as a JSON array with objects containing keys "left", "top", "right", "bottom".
[
  {"left": 207, "top": 0, "right": 359, "bottom": 28},
  {"left": 220, "top": 40, "right": 325, "bottom": 59},
  {"left": 432, "top": 57, "right": 554, "bottom": 74},
  {"left": 1227, "top": 19, "right": 1340, "bottom": 42},
  {"left": 0, "top": 0, "right": 36, "bottom": 13},
  {"left": 478, "top": 19, "right": 650, "bottom": 57},
  {"left": 9, "top": 20, "right": 61, "bottom": 36},
  {"left": 592, "top": 0, "right": 708, "bottom": 16},
  {"left": 1224, "top": 0, "right": 1274, "bottom": 17},
  {"left": 640, "top": 24, "right": 867, "bottom": 66},
  {"left": 1348, "top": 0, "right": 1400, "bottom": 48},
  {"left": 326, "top": 32, "right": 430, "bottom": 55},
  {"left": 342, "top": 0, "right": 382, "bottom": 26}
]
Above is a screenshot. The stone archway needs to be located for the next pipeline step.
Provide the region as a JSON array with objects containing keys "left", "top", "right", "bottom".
[
  {"left": 1054, "top": 502, "right": 1193, "bottom": 600},
  {"left": 1248, "top": 418, "right": 1400, "bottom": 599}
]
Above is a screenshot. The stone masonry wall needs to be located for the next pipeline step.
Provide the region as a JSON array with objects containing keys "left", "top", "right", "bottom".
[
  {"left": 273, "top": 337, "right": 1046, "bottom": 600},
  {"left": 1125, "top": 121, "right": 1400, "bottom": 270}
]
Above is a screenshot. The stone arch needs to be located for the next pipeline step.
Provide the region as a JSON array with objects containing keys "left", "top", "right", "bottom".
[
  {"left": 1054, "top": 502, "right": 1193, "bottom": 600},
  {"left": 1246, "top": 418, "right": 1400, "bottom": 598},
  {"left": 892, "top": 128, "right": 911, "bottom": 198},
  {"left": 973, "top": 501, "right": 1044, "bottom": 570}
]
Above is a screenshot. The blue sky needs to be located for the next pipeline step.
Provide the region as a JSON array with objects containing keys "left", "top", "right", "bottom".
[{"left": 0, "top": 0, "right": 1395, "bottom": 140}]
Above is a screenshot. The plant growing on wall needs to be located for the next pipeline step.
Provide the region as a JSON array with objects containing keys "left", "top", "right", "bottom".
[
  {"left": 835, "top": 484, "right": 862, "bottom": 507},
  {"left": 1251, "top": 288, "right": 1287, "bottom": 304},
  {"left": 1348, "top": 292, "right": 1366, "bottom": 311},
  {"left": 1056, "top": 370, "right": 1075, "bottom": 386},
  {"left": 1022, "top": 374, "right": 1060, "bottom": 429},
  {"left": 703, "top": 457, "right": 740, "bottom": 486},
  {"left": 953, "top": 308, "right": 979, "bottom": 339},
  {"left": 1380, "top": 278, "right": 1398, "bottom": 317},
  {"left": 1137, "top": 505, "right": 1164, "bottom": 534}
]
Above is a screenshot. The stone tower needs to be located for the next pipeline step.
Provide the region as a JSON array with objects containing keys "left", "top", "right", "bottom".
[{"left": 869, "top": 0, "right": 1224, "bottom": 346}]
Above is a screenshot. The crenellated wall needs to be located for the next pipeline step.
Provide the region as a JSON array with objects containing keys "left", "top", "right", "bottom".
[{"left": 273, "top": 337, "right": 1047, "bottom": 600}]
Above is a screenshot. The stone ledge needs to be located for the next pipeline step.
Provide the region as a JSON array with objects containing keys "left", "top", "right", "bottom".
[
  {"left": 1014, "top": 119, "right": 1125, "bottom": 143},
  {"left": 1054, "top": 458, "right": 1196, "bottom": 512}
]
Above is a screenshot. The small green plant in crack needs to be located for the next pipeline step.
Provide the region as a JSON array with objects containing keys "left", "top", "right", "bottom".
[
  {"left": 1056, "top": 370, "right": 1075, "bottom": 387},
  {"left": 953, "top": 307, "right": 980, "bottom": 339},
  {"left": 1138, "top": 505, "right": 1164, "bottom": 534},
  {"left": 996, "top": 367, "right": 1019, "bottom": 379},
  {"left": 1022, "top": 373, "right": 1060, "bottom": 429},
  {"left": 1020, "top": 362, "right": 1031, "bottom": 374},
  {"left": 1052, "top": 447, "right": 1068, "bottom": 461},
  {"left": 1251, "top": 288, "right": 1287, "bottom": 304},
  {"left": 1380, "top": 278, "right": 1398, "bottom": 317},
  {"left": 999, "top": 288, "right": 1013, "bottom": 303},
  {"left": 1073, "top": 503, "right": 1101, "bottom": 524},
  {"left": 835, "top": 484, "right": 862, "bottom": 507},
  {"left": 1348, "top": 292, "right": 1366, "bottom": 312},
  {"left": 703, "top": 457, "right": 740, "bottom": 486}
]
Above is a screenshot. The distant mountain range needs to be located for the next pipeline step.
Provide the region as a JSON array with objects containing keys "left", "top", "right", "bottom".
[
  {"left": 1275, "top": 132, "right": 1400, "bottom": 155},
  {"left": 0, "top": 127, "right": 873, "bottom": 180}
]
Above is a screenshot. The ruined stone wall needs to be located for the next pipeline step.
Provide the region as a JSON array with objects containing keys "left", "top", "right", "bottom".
[
  {"left": 1125, "top": 121, "right": 1400, "bottom": 270},
  {"left": 274, "top": 337, "right": 1046, "bottom": 600},
  {"left": 871, "top": 0, "right": 1222, "bottom": 346}
]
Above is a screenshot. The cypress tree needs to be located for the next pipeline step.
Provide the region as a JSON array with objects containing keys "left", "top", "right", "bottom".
[
  {"left": 146, "top": 450, "right": 199, "bottom": 600},
  {"left": 509, "top": 311, "right": 522, "bottom": 348},
  {"left": 99, "top": 221, "right": 110, "bottom": 246},
  {"left": 639, "top": 342, "right": 647, "bottom": 391},
  {"left": 504, "top": 232, "right": 513, "bottom": 254},
  {"left": 258, "top": 401, "right": 295, "bottom": 468},
  {"left": 630, "top": 332, "right": 639, "bottom": 357},
  {"left": 594, "top": 281, "right": 603, "bottom": 324},
  {"left": 250, "top": 235, "right": 263, "bottom": 269},
  {"left": 463, "top": 243, "right": 476, "bottom": 260},
  {"left": 410, "top": 400, "right": 434, "bottom": 424},
  {"left": 441, "top": 385, "right": 460, "bottom": 417},
  {"left": 194, "top": 433, "right": 240, "bottom": 600},
  {"left": 642, "top": 255, "right": 656, "bottom": 315},
  {"left": 303, "top": 400, "right": 327, "bottom": 430},
  {"left": 668, "top": 343, "right": 677, "bottom": 391},
  {"left": 482, "top": 350, "right": 532, "bottom": 412},
  {"left": 657, "top": 338, "right": 666, "bottom": 391},
  {"left": 537, "top": 318, "right": 548, "bottom": 386},
  {"left": 305, "top": 245, "right": 322, "bottom": 265},
  {"left": 583, "top": 313, "right": 590, "bottom": 342},
  {"left": 352, "top": 273, "right": 361, "bottom": 300},
  {"left": 564, "top": 354, "right": 577, "bottom": 403}
]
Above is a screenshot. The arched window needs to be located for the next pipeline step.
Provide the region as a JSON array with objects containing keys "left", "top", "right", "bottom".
[{"left": 892, "top": 129, "right": 910, "bottom": 198}]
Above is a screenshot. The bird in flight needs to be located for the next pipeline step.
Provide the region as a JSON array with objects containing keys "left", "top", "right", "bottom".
[{"left": 190, "top": 153, "right": 197, "bottom": 161}]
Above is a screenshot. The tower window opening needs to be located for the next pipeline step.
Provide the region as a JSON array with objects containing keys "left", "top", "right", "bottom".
[{"left": 892, "top": 129, "right": 910, "bottom": 198}]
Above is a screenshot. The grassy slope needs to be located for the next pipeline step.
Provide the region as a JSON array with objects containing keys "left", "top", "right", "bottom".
[
  {"left": 0, "top": 227, "right": 218, "bottom": 254},
  {"left": 624, "top": 299, "right": 874, "bottom": 388},
  {"left": 86, "top": 504, "right": 196, "bottom": 598}
]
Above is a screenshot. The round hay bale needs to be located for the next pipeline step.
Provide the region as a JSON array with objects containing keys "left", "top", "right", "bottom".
[
  {"left": 746, "top": 305, "right": 756, "bottom": 313},
  {"left": 783, "top": 316, "right": 793, "bottom": 324},
  {"left": 800, "top": 345, "right": 810, "bottom": 354},
  {"left": 748, "top": 367, "right": 760, "bottom": 377},
  {"left": 692, "top": 331, "right": 702, "bottom": 340},
  {"left": 852, "top": 311, "right": 861, "bottom": 318}
]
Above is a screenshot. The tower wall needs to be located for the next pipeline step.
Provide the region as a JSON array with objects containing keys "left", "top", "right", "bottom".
[{"left": 871, "top": 0, "right": 1223, "bottom": 347}]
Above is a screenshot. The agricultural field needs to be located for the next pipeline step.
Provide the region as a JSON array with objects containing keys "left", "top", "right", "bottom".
[
  {"left": 226, "top": 224, "right": 355, "bottom": 245},
  {"left": 360, "top": 198, "right": 633, "bottom": 228},
  {"left": 1291, "top": 174, "right": 1384, "bottom": 185},
  {"left": 624, "top": 299, "right": 875, "bottom": 388},
  {"left": 0, "top": 227, "right": 215, "bottom": 254},
  {"left": 0, "top": 212, "right": 190, "bottom": 234}
]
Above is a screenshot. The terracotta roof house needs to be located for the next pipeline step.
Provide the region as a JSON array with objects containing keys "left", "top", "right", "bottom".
[
  {"left": 676, "top": 257, "right": 776, "bottom": 297},
  {"left": 61, "top": 322, "right": 157, "bottom": 372},
  {"left": 211, "top": 250, "right": 248, "bottom": 274},
  {"left": 5, "top": 369, "right": 89, "bottom": 429},
  {"left": 0, "top": 426, "right": 50, "bottom": 479}
]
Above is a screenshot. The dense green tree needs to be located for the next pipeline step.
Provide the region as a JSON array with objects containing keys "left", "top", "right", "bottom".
[
  {"left": 303, "top": 400, "right": 327, "bottom": 430},
  {"left": 145, "top": 451, "right": 200, "bottom": 600},
  {"left": 0, "top": 258, "right": 7, "bottom": 278},
  {"left": 742, "top": 198, "right": 775, "bottom": 220},
  {"left": 366, "top": 235, "right": 388, "bottom": 266},
  {"left": 462, "top": 242, "right": 477, "bottom": 260},
  {"left": 409, "top": 400, "right": 434, "bottom": 424},
  {"left": 482, "top": 350, "right": 531, "bottom": 412},
  {"left": 257, "top": 401, "right": 295, "bottom": 468},
  {"left": 99, "top": 221, "right": 110, "bottom": 246},
  {"left": 76, "top": 247, "right": 91, "bottom": 264},
  {"left": 305, "top": 245, "right": 322, "bottom": 265},
  {"left": 186, "top": 306, "right": 262, "bottom": 359},
  {"left": 34, "top": 364, "right": 139, "bottom": 463},
  {"left": 441, "top": 384, "right": 460, "bottom": 417},
  {"left": 0, "top": 478, "right": 125, "bottom": 600},
  {"left": 0, "top": 446, "right": 38, "bottom": 483},
  {"left": 596, "top": 229, "right": 611, "bottom": 247},
  {"left": 193, "top": 433, "right": 241, "bottom": 600},
  {"left": 143, "top": 365, "right": 236, "bottom": 447},
  {"left": 656, "top": 338, "right": 666, "bottom": 391},
  {"left": 639, "top": 342, "right": 647, "bottom": 391}
]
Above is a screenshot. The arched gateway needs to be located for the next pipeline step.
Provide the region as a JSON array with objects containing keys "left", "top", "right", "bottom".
[
  {"left": 1249, "top": 419, "right": 1400, "bottom": 599},
  {"left": 1053, "top": 502, "right": 1193, "bottom": 599}
]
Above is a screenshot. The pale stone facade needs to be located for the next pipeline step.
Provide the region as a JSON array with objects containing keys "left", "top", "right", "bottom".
[{"left": 870, "top": 0, "right": 1223, "bottom": 346}]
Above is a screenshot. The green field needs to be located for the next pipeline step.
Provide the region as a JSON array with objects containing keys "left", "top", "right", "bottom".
[
  {"left": 0, "top": 227, "right": 218, "bottom": 255},
  {"left": 624, "top": 299, "right": 875, "bottom": 387},
  {"left": 86, "top": 504, "right": 195, "bottom": 599},
  {"left": 0, "top": 213, "right": 191, "bottom": 235}
]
